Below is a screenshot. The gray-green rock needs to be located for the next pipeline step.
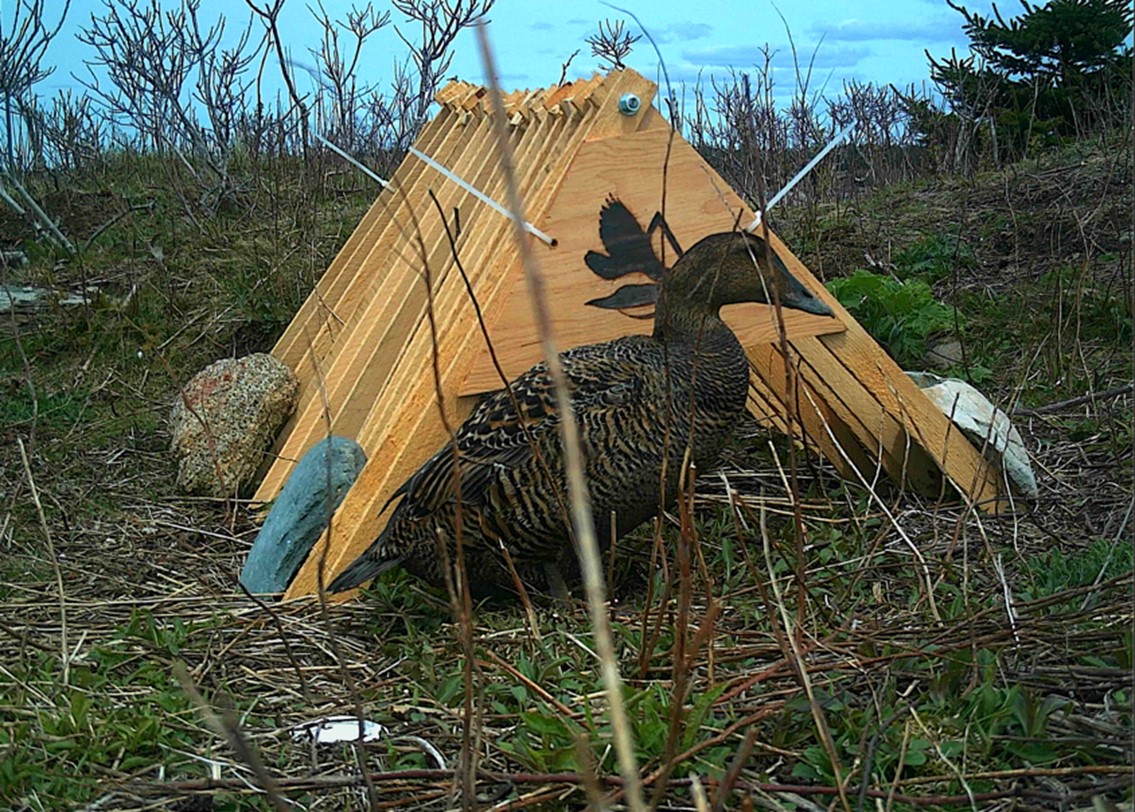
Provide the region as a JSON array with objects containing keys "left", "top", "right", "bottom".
[{"left": 240, "top": 436, "right": 367, "bottom": 594}]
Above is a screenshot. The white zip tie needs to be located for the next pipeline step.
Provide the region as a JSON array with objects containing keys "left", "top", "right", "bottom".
[
  {"left": 315, "top": 133, "right": 556, "bottom": 245},
  {"left": 315, "top": 133, "right": 389, "bottom": 187},
  {"left": 410, "top": 147, "right": 557, "bottom": 246},
  {"left": 746, "top": 121, "right": 856, "bottom": 232}
]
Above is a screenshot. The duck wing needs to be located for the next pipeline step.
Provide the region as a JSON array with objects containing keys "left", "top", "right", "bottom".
[
  {"left": 386, "top": 337, "right": 659, "bottom": 520},
  {"left": 329, "top": 338, "right": 663, "bottom": 592}
]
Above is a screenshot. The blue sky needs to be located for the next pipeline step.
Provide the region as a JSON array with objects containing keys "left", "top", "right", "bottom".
[{"left": 40, "top": 0, "right": 996, "bottom": 106}]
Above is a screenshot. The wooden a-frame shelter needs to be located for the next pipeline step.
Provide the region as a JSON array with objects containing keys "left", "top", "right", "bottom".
[{"left": 254, "top": 69, "right": 1007, "bottom": 600}]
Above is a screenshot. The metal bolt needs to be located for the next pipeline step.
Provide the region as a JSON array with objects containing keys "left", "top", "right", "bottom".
[{"left": 618, "top": 93, "right": 641, "bottom": 116}]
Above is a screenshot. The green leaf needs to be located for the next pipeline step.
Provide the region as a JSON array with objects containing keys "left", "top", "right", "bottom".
[{"left": 522, "top": 710, "right": 572, "bottom": 740}]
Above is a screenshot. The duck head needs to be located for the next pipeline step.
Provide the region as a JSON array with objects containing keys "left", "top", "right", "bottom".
[{"left": 661, "top": 231, "right": 834, "bottom": 318}]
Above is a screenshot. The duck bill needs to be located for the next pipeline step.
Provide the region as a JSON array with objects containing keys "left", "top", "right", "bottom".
[
  {"left": 788, "top": 292, "right": 835, "bottom": 317},
  {"left": 772, "top": 254, "right": 834, "bottom": 316}
]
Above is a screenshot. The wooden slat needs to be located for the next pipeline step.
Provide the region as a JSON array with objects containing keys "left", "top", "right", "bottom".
[
  {"left": 257, "top": 109, "right": 494, "bottom": 499},
  {"left": 544, "top": 74, "right": 601, "bottom": 110},
  {"left": 271, "top": 109, "right": 453, "bottom": 372},
  {"left": 267, "top": 111, "right": 505, "bottom": 481},
  {"left": 819, "top": 329, "right": 1002, "bottom": 507},
  {"left": 257, "top": 112, "right": 457, "bottom": 493},
  {"left": 342, "top": 106, "right": 568, "bottom": 473},
  {"left": 791, "top": 336, "right": 943, "bottom": 495},
  {"left": 354, "top": 110, "right": 570, "bottom": 437},
  {"left": 746, "top": 345, "right": 868, "bottom": 480},
  {"left": 285, "top": 69, "right": 663, "bottom": 598}
]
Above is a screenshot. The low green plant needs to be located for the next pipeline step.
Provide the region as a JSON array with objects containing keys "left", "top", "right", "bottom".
[
  {"left": 1019, "top": 537, "right": 1133, "bottom": 604},
  {"left": 0, "top": 389, "right": 87, "bottom": 430},
  {"left": 826, "top": 269, "right": 960, "bottom": 367},
  {"left": 1, "top": 632, "right": 204, "bottom": 807},
  {"left": 785, "top": 647, "right": 1083, "bottom": 789},
  {"left": 893, "top": 233, "right": 977, "bottom": 283},
  {"left": 1039, "top": 265, "right": 1135, "bottom": 346}
]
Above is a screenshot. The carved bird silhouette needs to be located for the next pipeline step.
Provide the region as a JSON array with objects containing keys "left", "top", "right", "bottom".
[{"left": 585, "top": 197, "right": 683, "bottom": 311}]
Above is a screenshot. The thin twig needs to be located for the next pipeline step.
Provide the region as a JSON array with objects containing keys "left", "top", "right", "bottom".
[
  {"left": 307, "top": 335, "right": 382, "bottom": 812},
  {"left": 760, "top": 500, "right": 851, "bottom": 812},
  {"left": 17, "top": 438, "right": 69, "bottom": 685},
  {"left": 474, "top": 22, "right": 646, "bottom": 812},
  {"left": 1012, "top": 383, "right": 1133, "bottom": 415},
  {"left": 407, "top": 183, "right": 481, "bottom": 811},
  {"left": 172, "top": 661, "right": 291, "bottom": 812}
]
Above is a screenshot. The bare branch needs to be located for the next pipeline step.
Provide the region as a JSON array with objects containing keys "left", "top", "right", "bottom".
[{"left": 585, "top": 18, "right": 640, "bottom": 72}]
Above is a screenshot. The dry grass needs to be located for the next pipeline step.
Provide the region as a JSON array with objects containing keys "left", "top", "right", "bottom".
[
  {"left": 2, "top": 402, "right": 1130, "bottom": 809},
  {"left": 1, "top": 123, "right": 1132, "bottom": 812}
]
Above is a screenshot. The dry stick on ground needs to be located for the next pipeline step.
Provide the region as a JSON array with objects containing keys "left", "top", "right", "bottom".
[
  {"left": 172, "top": 661, "right": 291, "bottom": 812},
  {"left": 306, "top": 331, "right": 382, "bottom": 812},
  {"left": 426, "top": 186, "right": 573, "bottom": 583},
  {"left": 800, "top": 385, "right": 942, "bottom": 623},
  {"left": 646, "top": 84, "right": 735, "bottom": 808},
  {"left": 131, "top": 764, "right": 1134, "bottom": 805},
  {"left": 81, "top": 200, "right": 156, "bottom": 253},
  {"left": 574, "top": 732, "right": 606, "bottom": 810},
  {"left": 856, "top": 701, "right": 912, "bottom": 812},
  {"left": 498, "top": 543, "right": 543, "bottom": 641},
  {"left": 1012, "top": 383, "right": 1135, "bottom": 415},
  {"left": 474, "top": 22, "right": 647, "bottom": 812},
  {"left": 712, "top": 725, "right": 758, "bottom": 812},
  {"left": 235, "top": 578, "right": 314, "bottom": 705},
  {"left": 637, "top": 525, "right": 676, "bottom": 681},
  {"left": 744, "top": 94, "right": 811, "bottom": 643},
  {"left": 405, "top": 188, "right": 481, "bottom": 811},
  {"left": 16, "top": 438, "right": 68, "bottom": 684},
  {"left": 431, "top": 528, "right": 480, "bottom": 809}
]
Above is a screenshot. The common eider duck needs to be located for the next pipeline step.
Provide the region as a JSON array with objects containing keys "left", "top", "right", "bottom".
[{"left": 330, "top": 230, "right": 834, "bottom": 598}]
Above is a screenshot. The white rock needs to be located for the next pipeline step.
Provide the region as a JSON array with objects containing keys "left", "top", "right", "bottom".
[{"left": 907, "top": 372, "right": 1038, "bottom": 498}]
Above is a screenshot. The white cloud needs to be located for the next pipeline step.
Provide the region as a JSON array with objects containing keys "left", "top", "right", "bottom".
[
  {"left": 640, "top": 21, "right": 714, "bottom": 44},
  {"left": 811, "top": 16, "right": 965, "bottom": 45},
  {"left": 680, "top": 42, "right": 780, "bottom": 68},
  {"left": 681, "top": 41, "right": 872, "bottom": 71}
]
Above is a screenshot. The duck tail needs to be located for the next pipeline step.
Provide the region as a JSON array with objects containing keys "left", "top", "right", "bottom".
[{"left": 327, "top": 547, "right": 402, "bottom": 593}]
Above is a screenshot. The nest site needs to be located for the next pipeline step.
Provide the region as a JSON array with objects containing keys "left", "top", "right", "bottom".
[{"left": 1, "top": 128, "right": 1132, "bottom": 811}]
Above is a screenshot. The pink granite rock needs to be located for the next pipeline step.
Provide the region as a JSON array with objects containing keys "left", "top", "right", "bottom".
[{"left": 170, "top": 354, "right": 298, "bottom": 497}]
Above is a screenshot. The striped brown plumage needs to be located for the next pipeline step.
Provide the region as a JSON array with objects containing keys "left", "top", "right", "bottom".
[{"left": 330, "top": 230, "right": 833, "bottom": 598}]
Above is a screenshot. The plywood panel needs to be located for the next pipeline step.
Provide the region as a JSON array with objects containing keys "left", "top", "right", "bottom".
[{"left": 461, "top": 128, "right": 848, "bottom": 395}]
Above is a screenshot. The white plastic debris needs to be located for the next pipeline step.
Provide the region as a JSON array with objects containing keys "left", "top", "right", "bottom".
[
  {"left": 290, "top": 716, "right": 387, "bottom": 744},
  {"left": 906, "top": 372, "right": 1038, "bottom": 498}
]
